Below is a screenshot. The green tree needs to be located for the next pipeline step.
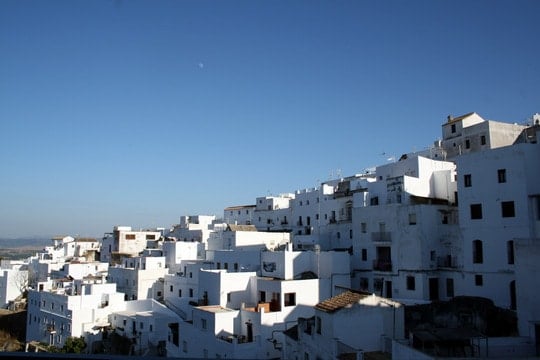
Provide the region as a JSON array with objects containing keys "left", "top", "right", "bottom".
[{"left": 62, "top": 336, "right": 86, "bottom": 353}]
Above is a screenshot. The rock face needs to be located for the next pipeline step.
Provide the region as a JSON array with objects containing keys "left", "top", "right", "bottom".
[{"left": 0, "top": 310, "right": 26, "bottom": 351}]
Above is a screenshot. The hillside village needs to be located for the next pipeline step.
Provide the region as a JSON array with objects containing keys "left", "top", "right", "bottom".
[{"left": 1, "top": 112, "right": 540, "bottom": 359}]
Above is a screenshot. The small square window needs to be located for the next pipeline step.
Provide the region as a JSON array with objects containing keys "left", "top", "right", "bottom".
[
  {"left": 470, "top": 204, "right": 483, "bottom": 219},
  {"left": 475, "top": 275, "right": 483, "bottom": 286},
  {"left": 501, "top": 201, "right": 515, "bottom": 218},
  {"left": 465, "top": 139, "right": 470, "bottom": 149},
  {"left": 284, "top": 292, "right": 296, "bottom": 306},
  {"left": 361, "top": 248, "right": 367, "bottom": 261},
  {"left": 409, "top": 213, "right": 417, "bottom": 225},
  {"left": 480, "top": 135, "right": 486, "bottom": 145},
  {"left": 451, "top": 124, "right": 456, "bottom": 133}
]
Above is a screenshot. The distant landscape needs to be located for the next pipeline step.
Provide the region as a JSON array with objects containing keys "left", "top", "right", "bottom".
[{"left": 0, "top": 238, "right": 51, "bottom": 260}]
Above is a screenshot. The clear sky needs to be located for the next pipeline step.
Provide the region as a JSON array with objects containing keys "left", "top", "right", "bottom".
[{"left": 1, "top": 0, "right": 539, "bottom": 238}]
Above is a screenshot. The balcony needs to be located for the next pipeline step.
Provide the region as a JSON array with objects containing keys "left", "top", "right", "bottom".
[
  {"left": 371, "top": 232, "right": 392, "bottom": 242},
  {"left": 437, "top": 255, "right": 458, "bottom": 268},
  {"left": 373, "top": 259, "right": 392, "bottom": 272}
]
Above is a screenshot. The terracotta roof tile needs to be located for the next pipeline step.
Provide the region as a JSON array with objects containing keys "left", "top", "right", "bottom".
[{"left": 315, "top": 290, "right": 369, "bottom": 313}]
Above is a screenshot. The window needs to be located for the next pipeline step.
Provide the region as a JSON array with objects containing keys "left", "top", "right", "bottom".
[
  {"left": 470, "top": 204, "right": 483, "bottom": 219},
  {"left": 464, "top": 174, "right": 472, "bottom": 187},
  {"left": 497, "top": 169, "right": 506, "bottom": 183},
  {"left": 201, "top": 319, "right": 207, "bottom": 330},
  {"left": 140, "top": 322, "right": 144, "bottom": 329},
  {"left": 406, "top": 276, "right": 416, "bottom": 290},
  {"left": 284, "top": 293, "right": 296, "bottom": 306},
  {"left": 465, "top": 139, "right": 470, "bottom": 149},
  {"left": 170, "top": 285, "right": 173, "bottom": 292},
  {"left": 409, "top": 213, "right": 417, "bottom": 225},
  {"left": 481, "top": 135, "right": 486, "bottom": 145},
  {"left": 178, "top": 289, "right": 182, "bottom": 297},
  {"left": 337, "top": 232, "right": 341, "bottom": 239},
  {"left": 126, "top": 234, "right": 136, "bottom": 240},
  {"left": 451, "top": 124, "right": 456, "bottom": 133},
  {"left": 349, "top": 230, "right": 353, "bottom": 239},
  {"left": 146, "top": 234, "right": 156, "bottom": 240},
  {"left": 475, "top": 274, "right": 483, "bottom": 286},
  {"left": 150, "top": 324, "right": 153, "bottom": 332},
  {"left": 189, "top": 288, "right": 193, "bottom": 297},
  {"left": 182, "top": 341, "right": 187, "bottom": 353},
  {"left": 370, "top": 196, "right": 379, "bottom": 206},
  {"left": 234, "top": 263, "right": 238, "bottom": 271},
  {"left": 473, "top": 240, "right": 483, "bottom": 264},
  {"left": 361, "top": 249, "right": 367, "bottom": 261},
  {"left": 501, "top": 201, "right": 515, "bottom": 218},
  {"left": 361, "top": 223, "right": 367, "bottom": 233},
  {"left": 227, "top": 293, "right": 231, "bottom": 302},
  {"left": 446, "top": 278, "right": 454, "bottom": 297},
  {"left": 360, "top": 277, "right": 368, "bottom": 290},
  {"left": 315, "top": 316, "right": 321, "bottom": 334},
  {"left": 507, "top": 240, "right": 515, "bottom": 265}
]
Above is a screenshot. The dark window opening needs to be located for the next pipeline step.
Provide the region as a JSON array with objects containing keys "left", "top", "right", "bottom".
[
  {"left": 470, "top": 204, "right": 483, "bottom": 219},
  {"left": 473, "top": 240, "right": 483, "bottom": 264},
  {"left": 501, "top": 201, "right": 515, "bottom": 218}
]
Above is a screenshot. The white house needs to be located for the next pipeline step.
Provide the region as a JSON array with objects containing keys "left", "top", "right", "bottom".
[
  {"left": 0, "top": 268, "right": 28, "bottom": 308},
  {"left": 100, "top": 226, "right": 161, "bottom": 264},
  {"left": 108, "top": 298, "right": 181, "bottom": 356},
  {"left": 26, "top": 276, "right": 125, "bottom": 350},
  {"left": 107, "top": 255, "right": 167, "bottom": 301},
  {"left": 284, "top": 291, "right": 404, "bottom": 360}
]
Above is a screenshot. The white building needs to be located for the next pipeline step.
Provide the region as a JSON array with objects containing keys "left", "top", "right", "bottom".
[
  {"left": 454, "top": 123, "right": 540, "bottom": 308},
  {"left": 207, "top": 224, "right": 290, "bottom": 252},
  {"left": 101, "top": 226, "right": 161, "bottom": 264},
  {"left": 108, "top": 298, "right": 181, "bottom": 356},
  {"left": 284, "top": 291, "right": 404, "bottom": 360},
  {"left": 349, "top": 154, "right": 458, "bottom": 301},
  {"left": 441, "top": 112, "right": 526, "bottom": 159},
  {"left": 26, "top": 276, "right": 125, "bottom": 350},
  {"left": 0, "top": 268, "right": 28, "bottom": 308},
  {"left": 224, "top": 205, "right": 256, "bottom": 226},
  {"left": 165, "top": 245, "right": 351, "bottom": 358},
  {"left": 107, "top": 255, "right": 167, "bottom": 301}
]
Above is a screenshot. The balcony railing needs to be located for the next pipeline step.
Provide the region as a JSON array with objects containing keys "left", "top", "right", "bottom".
[
  {"left": 373, "top": 259, "right": 392, "bottom": 271},
  {"left": 371, "top": 232, "right": 392, "bottom": 242},
  {"left": 437, "top": 256, "right": 458, "bottom": 268}
]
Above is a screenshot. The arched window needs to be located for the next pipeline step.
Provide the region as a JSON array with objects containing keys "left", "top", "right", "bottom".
[{"left": 472, "top": 240, "right": 483, "bottom": 264}]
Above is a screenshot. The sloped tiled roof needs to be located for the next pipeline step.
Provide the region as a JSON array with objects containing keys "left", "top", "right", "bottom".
[
  {"left": 226, "top": 224, "right": 257, "bottom": 232},
  {"left": 224, "top": 205, "right": 256, "bottom": 210},
  {"left": 315, "top": 290, "right": 369, "bottom": 313},
  {"left": 446, "top": 112, "right": 476, "bottom": 123}
]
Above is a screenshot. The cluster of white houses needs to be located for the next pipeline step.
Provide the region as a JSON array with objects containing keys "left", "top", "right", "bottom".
[{"left": 2, "top": 112, "right": 539, "bottom": 358}]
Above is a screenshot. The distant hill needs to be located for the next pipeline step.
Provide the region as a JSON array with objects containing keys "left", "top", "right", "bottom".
[{"left": 0, "top": 238, "right": 51, "bottom": 249}]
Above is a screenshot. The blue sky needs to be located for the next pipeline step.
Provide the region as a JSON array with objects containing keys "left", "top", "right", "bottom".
[{"left": 1, "top": 0, "right": 539, "bottom": 238}]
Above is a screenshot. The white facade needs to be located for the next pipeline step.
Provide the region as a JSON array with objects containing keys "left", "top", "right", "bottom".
[
  {"left": 26, "top": 277, "right": 125, "bottom": 349},
  {"left": 0, "top": 269, "right": 27, "bottom": 307},
  {"left": 207, "top": 226, "right": 290, "bottom": 252},
  {"left": 109, "top": 299, "right": 181, "bottom": 356},
  {"left": 224, "top": 205, "right": 256, "bottom": 226},
  {"left": 454, "top": 126, "right": 540, "bottom": 308},
  {"left": 108, "top": 255, "right": 167, "bottom": 301},
  {"left": 285, "top": 292, "right": 404, "bottom": 360},
  {"left": 101, "top": 226, "right": 161, "bottom": 264}
]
